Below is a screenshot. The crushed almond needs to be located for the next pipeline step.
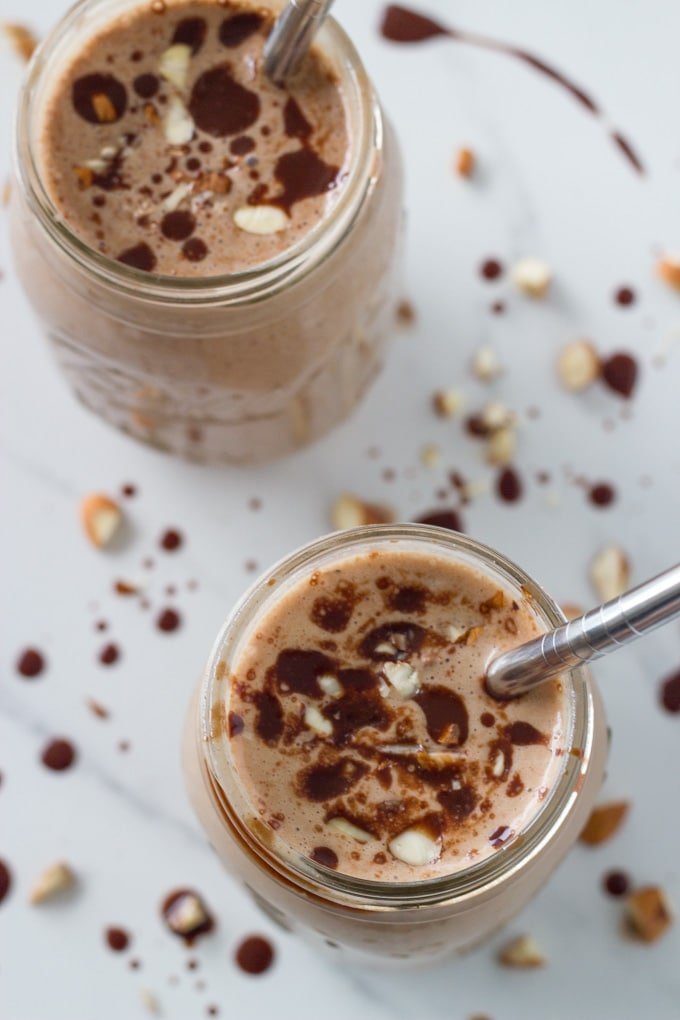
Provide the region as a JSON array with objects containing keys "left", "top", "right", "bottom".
[
  {"left": 486, "top": 426, "right": 516, "bottom": 467},
  {"left": 557, "top": 340, "right": 601, "bottom": 391},
  {"left": 2, "top": 22, "right": 38, "bottom": 62},
  {"left": 331, "top": 494, "right": 394, "bottom": 531},
  {"left": 625, "top": 886, "right": 673, "bottom": 943},
  {"left": 512, "top": 257, "right": 552, "bottom": 298},
  {"left": 498, "top": 934, "right": 547, "bottom": 968},
  {"left": 455, "top": 146, "right": 475, "bottom": 178},
  {"left": 432, "top": 387, "right": 464, "bottom": 418},
  {"left": 29, "top": 862, "right": 76, "bottom": 905},
  {"left": 579, "top": 801, "right": 630, "bottom": 846},
  {"left": 589, "top": 545, "right": 630, "bottom": 601},
  {"left": 92, "top": 93, "right": 118, "bottom": 123},
  {"left": 420, "top": 444, "right": 441, "bottom": 469},
  {"left": 80, "top": 493, "right": 123, "bottom": 549},
  {"left": 656, "top": 253, "right": 680, "bottom": 292},
  {"left": 472, "top": 346, "right": 501, "bottom": 381}
]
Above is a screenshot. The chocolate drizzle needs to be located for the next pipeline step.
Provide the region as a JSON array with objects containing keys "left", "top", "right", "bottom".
[
  {"left": 505, "top": 721, "right": 547, "bottom": 746},
  {"left": 72, "top": 73, "right": 127, "bottom": 123},
  {"left": 274, "top": 649, "right": 335, "bottom": 696},
  {"left": 219, "top": 12, "right": 264, "bottom": 48},
  {"left": 380, "top": 4, "right": 643, "bottom": 173},
  {"left": 360, "top": 621, "right": 427, "bottom": 661},
  {"left": 414, "top": 686, "right": 469, "bottom": 746},
  {"left": 189, "top": 65, "right": 260, "bottom": 137},
  {"left": 323, "top": 690, "right": 390, "bottom": 744},
  {"left": 254, "top": 690, "right": 284, "bottom": 743},
  {"left": 117, "top": 242, "right": 156, "bottom": 272},
  {"left": 270, "top": 148, "right": 339, "bottom": 214},
  {"left": 283, "top": 97, "right": 313, "bottom": 140},
  {"left": 299, "top": 758, "right": 369, "bottom": 801},
  {"left": 172, "top": 16, "right": 207, "bottom": 53}
]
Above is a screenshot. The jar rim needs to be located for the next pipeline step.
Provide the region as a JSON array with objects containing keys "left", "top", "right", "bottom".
[
  {"left": 13, "top": 0, "right": 381, "bottom": 306},
  {"left": 200, "top": 524, "right": 597, "bottom": 910}
]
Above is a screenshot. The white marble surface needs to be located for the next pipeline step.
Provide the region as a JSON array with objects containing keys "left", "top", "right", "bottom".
[{"left": 2, "top": 1, "right": 680, "bottom": 1017}]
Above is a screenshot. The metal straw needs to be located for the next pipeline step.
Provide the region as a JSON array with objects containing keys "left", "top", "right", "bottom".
[
  {"left": 486, "top": 563, "right": 680, "bottom": 699},
  {"left": 264, "top": 0, "right": 336, "bottom": 85}
]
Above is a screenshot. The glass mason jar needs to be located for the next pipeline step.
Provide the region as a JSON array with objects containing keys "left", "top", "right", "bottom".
[
  {"left": 184, "top": 525, "right": 608, "bottom": 966},
  {"left": 10, "top": 0, "right": 403, "bottom": 465}
]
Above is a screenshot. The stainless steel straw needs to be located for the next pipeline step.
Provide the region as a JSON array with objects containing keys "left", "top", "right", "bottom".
[
  {"left": 486, "top": 563, "right": 680, "bottom": 699},
  {"left": 264, "top": 0, "right": 336, "bottom": 85}
]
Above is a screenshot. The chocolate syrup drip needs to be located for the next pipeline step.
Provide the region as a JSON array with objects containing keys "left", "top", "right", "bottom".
[
  {"left": 133, "top": 73, "right": 159, "bottom": 99},
  {"left": 299, "top": 758, "right": 369, "bottom": 801},
  {"left": 41, "top": 738, "right": 76, "bottom": 771},
  {"left": 172, "top": 16, "right": 207, "bottom": 53},
  {"left": 106, "top": 927, "right": 130, "bottom": 952},
  {"left": 496, "top": 467, "right": 523, "bottom": 503},
  {"left": 157, "top": 608, "right": 181, "bottom": 632},
  {"left": 437, "top": 785, "right": 478, "bottom": 822},
  {"left": 230, "top": 135, "right": 256, "bottom": 155},
  {"left": 161, "top": 210, "right": 196, "bottom": 241},
  {"left": 505, "top": 721, "right": 546, "bottom": 745},
  {"left": 283, "top": 97, "right": 313, "bottom": 140},
  {"left": 189, "top": 66, "right": 260, "bottom": 137},
  {"left": 660, "top": 670, "right": 680, "bottom": 713},
  {"left": 380, "top": 5, "right": 643, "bottom": 173},
  {"left": 234, "top": 935, "right": 274, "bottom": 975},
  {"left": 507, "top": 773, "right": 525, "bottom": 797},
  {"left": 310, "top": 846, "right": 338, "bottom": 869},
  {"left": 270, "top": 148, "right": 339, "bottom": 214},
  {"left": 254, "top": 690, "right": 284, "bottom": 743},
  {"left": 337, "top": 668, "right": 378, "bottom": 691},
  {"left": 414, "top": 686, "right": 469, "bottom": 746},
  {"left": 117, "top": 242, "right": 156, "bottom": 272},
  {"left": 16, "top": 648, "right": 45, "bottom": 678},
  {"left": 601, "top": 352, "right": 638, "bottom": 398},
  {"left": 182, "top": 238, "right": 208, "bottom": 262},
  {"left": 310, "top": 596, "right": 354, "bottom": 634},
  {"left": 603, "top": 870, "right": 630, "bottom": 897},
  {"left": 615, "top": 285, "right": 636, "bottom": 307},
  {"left": 99, "top": 642, "right": 120, "bottom": 666},
  {"left": 415, "top": 509, "right": 463, "bottom": 532},
  {"left": 160, "top": 528, "right": 183, "bottom": 550},
  {"left": 92, "top": 151, "right": 129, "bottom": 193},
  {"left": 72, "top": 73, "right": 127, "bottom": 123},
  {"left": 480, "top": 711, "right": 496, "bottom": 728},
  {"left": 489, "top": 824, "right": 514, "bottom": 848},
  {"left": 589, "top": 482, "right": 616, "bottom": 507},
  {"left": 388, "top": 585, "right": 428, "bottom": 613},
  {"left": 219, "top": 12, "right": 264, "bottom": 48},
  {"left": 274, "top": 649, "right": 335, "bottom": 696},
  {"left": 323, "top": 690, "right": 391, "bottom": 744},
  {"left": 480, "top": 257, "right": 504, "bottom": 281},
  {"left": 229, "top": 711, "right": 245, "bottom": 736},
  {"left": 360, "top": 621, "right": 427, "bottom": 661},
  {"left": 0, "top": 860, "right": 11, "bottom": 905}
]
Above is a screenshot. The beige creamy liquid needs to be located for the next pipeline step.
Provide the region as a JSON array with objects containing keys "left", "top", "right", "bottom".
[
  {"left": 224, "top": 549, "right": 569, "bottom": 882},
  {"left": 37, "top": 0, "right": 350, "bottom": 275}
]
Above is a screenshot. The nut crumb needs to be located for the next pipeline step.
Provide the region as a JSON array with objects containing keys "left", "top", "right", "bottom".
[
  {"left": 331, "top": 494, "right": 393, "bottom": 531},
  {"left": 432, "top": 387, "right": 463, "bottom": 418},
  {"left": 589, "top": 545, "right": 630, "bottom": 601},
  {"left": 2, "top": 22, "right": 38, "bottom": 61},
  {"left": 472, "top": 346, "right": 501, "bottom": 381},
  {"left": 557, "top": 340, "right": 601, "bottom": 391},
  {"left": 455, "top": 147, "right": 475, "bottom": 178},
  {"left": 625, "top": 886, "right": 673, "bottom": 943},
  {"left": 420, "top": 444, "right": 441, "bottom": 469},
  {"left": 30, "top": 862, "right": 76, "bottom": 905},
  {"left": 80, "top": 493, "right": 123, "bottom": 549},
  {"left": 512, "top": 257, "right": 551, "bottom": 298},
  {"left": 579, "top": 801, "right": 629, "bottom": 846},
  {"left": 396, "top": 299, "right": 416, "bottom": 325},
  {"left": 656, "top": 253, "right": 680, "bottom": 292},
  {"left": 498, "top": 934, "right": 546, "bottom": 968}
]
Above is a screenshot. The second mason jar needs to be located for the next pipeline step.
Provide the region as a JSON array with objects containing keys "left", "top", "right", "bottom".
[{"left": 11, "top": 0, "right": 403, "bottom": 464}]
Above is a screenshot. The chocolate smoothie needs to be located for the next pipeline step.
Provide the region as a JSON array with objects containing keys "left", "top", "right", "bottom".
[
  {"left": 223, "top": 548, "right": 567, "bottom": 881},
  {"left": 12, "top": 0, "right": 403, "bottom": 463},
  {"left": 39, "top": 2, "right": 350, "bottom": 275}
]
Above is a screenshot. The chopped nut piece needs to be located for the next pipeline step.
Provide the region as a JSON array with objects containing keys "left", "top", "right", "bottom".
[
  {"left": 498, "top": 934, "right": 547, "bottom": 968},
  {"left": 512, "top": 257, "right": 552, "bottom": 298},
  {"left": 159, "top": 43, "right": 192, "bottom": 89},
  {"left": 80, "top": 493, "right": 123, "bottom": 549},
  {"left": 396, "top": 299, "right": 415, "bottom": 324},
  {"left": 304, "top": 704, "right": 333, "bottom": 737},
  {"left": 84, "top": 158, "right": 108, "bottom": 174},
  {"left": 92, "top": 93, "right": 117, "bottom": 123},
  {"left": 197, "top": 171, "right": 231, "bottom": 195},
  {"left": 420, "top": 444, "right": 440, "bottom": 469},
  {"left": 382, "top": 661, "right": 420, "bottom": 699},
  {"left": 162, "top": 181, "right": 193, "bottom": 213},
  {"left": 481, "top": 401, "right": 513, "bottom": 432},
  {"left": 2, "top": 178, "right": 11, "bottom": 206},
  {"left": 557, "top": 340, "right": 601, "bottom": 391},
  {"left": 432, "top": 387, "right": 464, "bottom": 418},
  {"left": 486, "top": 426, "right": 516, "bottom": 467},
  {"left": 327, "top": 817, "right": 373, "bottom": 843},
  {"left": 459, "top": 625, "right": 484, "bottom": 646},
  {"left": 74, "top": 166, "right": 94, "bottom": 190},
  {"left": 2, "top": 22, "right": 38, "bottom": 61},
  {"left": 589, "top": 545, "right": 630, "bottom": 601},
  {"left": 472, "top": 346, "right": 501, "bottom": 381},
  {"left": 331, "top": 494, "right": 393, "bottom": 531},
  {"left": 164, "top": 891, "right": 209, "bottom": 936},
  {"left": 140, "top": 989, "right": 160, "bottom": 1014},
  {"left": 163, "top": 95, "right": 195, "bottom": 145},
  {"left": 446, "top": 624, "right": 466, "bottom": 642},
  {"left": 656, "top": 253, "right": 680, "bottom": 292},
  {"left": 144, "top": 102, "right": 160, "bottom": 125},
  {"left": 389, "top": 825, "right": 441, "bottom": 866},
  {"left": 234, "top": 204, "right": 289, "bottom": 235},
  {"left": 29, "top": 862, "right": 76, "bottom": 904},
  {"left": 455, "top": 146, "right": 475, "bottom": 178},
  {"left": 318, "top": 674, "right": 342, "bottom": 698},
  {"left": 491, "top": 748, "right": 507, "bottom": 778},
  {"left": 579, "top": 801, "right": 629, "bottom": 846},
  {"left": 625, "top": 886, "right": 673, "bottom": 943}
]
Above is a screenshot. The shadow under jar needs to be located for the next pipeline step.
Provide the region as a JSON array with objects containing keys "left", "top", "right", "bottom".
[
  {"left": 11, "top": 0, "right": 403, "bottom": 465},
  {"left": 183, "top": 525, "right": 608, "bottom": 966}
]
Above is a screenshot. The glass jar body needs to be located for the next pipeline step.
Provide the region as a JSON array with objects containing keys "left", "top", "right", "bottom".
[
  {"left": 183, "top": 526, "right": 608, "bottom": 965},
  {"left": 11, "top": 0, "right": 403, "bottom": 464}
]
